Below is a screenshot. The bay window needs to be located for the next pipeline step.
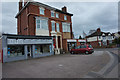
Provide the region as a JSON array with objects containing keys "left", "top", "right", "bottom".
[
  {"left": 36, "top": 17, "right": 48, "bottom": 30},
  {"left": 62, "top": 23, "right": 70, "bottom": 32}
]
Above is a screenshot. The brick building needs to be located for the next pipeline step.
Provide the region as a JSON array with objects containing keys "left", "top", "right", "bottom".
[
  {"left": 16, "top": 0, "right": 73, "bottom": 54},
  {"left": 86, "top": 28, "right": 115, "bottom": 48}
]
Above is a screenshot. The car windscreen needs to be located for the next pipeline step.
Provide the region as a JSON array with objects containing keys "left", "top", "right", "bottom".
[
  {"left": 88, "top": 45, "right": 93, "bottom": 48},
  {"left": 81, "top": 45, "right": 87, "bottom": 48}
]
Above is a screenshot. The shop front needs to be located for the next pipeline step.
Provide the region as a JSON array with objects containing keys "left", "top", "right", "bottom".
[{"left": 2, "top": 34, "right": 54, "bottom": 63}]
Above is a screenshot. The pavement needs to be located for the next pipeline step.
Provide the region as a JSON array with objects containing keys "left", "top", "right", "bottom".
[{"left": 2, "top": 51, "right": 110, "bottom": 78}]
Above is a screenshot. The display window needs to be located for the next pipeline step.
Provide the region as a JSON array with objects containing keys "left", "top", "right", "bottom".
[
  {"left": 7, "top": 45, "right": 24, "bottom": 57},
  {"left": 35, "top": 45, "right": 51, "bottom": 55}
]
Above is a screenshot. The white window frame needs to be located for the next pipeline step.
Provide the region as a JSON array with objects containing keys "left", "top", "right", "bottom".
[
  {"left": 51, "top": 11, "right": 55, "bottom": 17},
  {"left": 56, "top": 23, "right": 60, "bottom": 32},
  {"left": 39, "top": 7, "right": 45, "bottom": 15},
  {"left": 36, "top": 17, "right": 48, "bottom": 30},
  {"left": 62, "top": 23, "right": 70, "bottom": 32},
  {"left": 64, "top": 15, "right": 67, "bottom": 20},
  {"left": 51, "top": 21, "right": 55, "bottom": 31},
  {"left": 56, "top": 13, "right": 59, "bottom": 18}
]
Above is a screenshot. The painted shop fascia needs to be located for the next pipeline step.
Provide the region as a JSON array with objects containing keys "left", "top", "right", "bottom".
[{"left": 2, "top": 34, "right": 54, "bottom": 63}]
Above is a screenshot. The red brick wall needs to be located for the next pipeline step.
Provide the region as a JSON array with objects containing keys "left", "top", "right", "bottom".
[
  {"left": 17, "top": 3, "right": 72, "bottom": 36},
  {"left": 62, "top": 39, "right": 67, "bottom": 51}
]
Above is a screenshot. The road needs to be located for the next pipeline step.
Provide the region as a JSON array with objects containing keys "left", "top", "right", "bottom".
[{"left": 2, "top": 48, "right": 119, "bottom": 78}]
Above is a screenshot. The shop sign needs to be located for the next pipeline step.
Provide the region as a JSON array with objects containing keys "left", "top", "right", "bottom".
[{"left": 7, "top": 39, "right": 52, "bottom": 45}]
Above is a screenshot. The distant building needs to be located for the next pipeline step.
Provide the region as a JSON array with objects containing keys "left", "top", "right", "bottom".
[
  {"left": 86, "top": 28, "right": 115, "bottom": 48},
  {"left": 114, "top": 31, "right": 120, "bottom": 38}
]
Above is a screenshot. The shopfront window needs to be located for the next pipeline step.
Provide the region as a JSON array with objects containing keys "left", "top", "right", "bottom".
[
  {"left": 35, "top": 45, "right": 51, "bottom": 55},
  {"left": 7, "top": 45, "right": 24, "bottom": 57}
]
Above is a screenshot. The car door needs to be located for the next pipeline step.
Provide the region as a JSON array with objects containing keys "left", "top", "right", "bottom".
[
  {"left": 82, "top": 45, "right": 87, "bottom": 53},
  {"left": 78, "top": 46, "right": 82, "bottom": 53}
]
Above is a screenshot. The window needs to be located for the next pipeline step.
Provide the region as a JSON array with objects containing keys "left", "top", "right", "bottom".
[
  {"left": 36, "top": 18, "right": 48, "bottom": 30},
  {"left": 64, "top": 15, "right": 67, "bottom": 20},
  {"left": 88, "top": 45, "right": 93, "bottom": 48},
  {"left": 51, "top": 11, "right": 55, "bottom": 17},
  {"left": 36, "top": 19, "right": 40, "bottom": 28},
  {"left": 35, "top": 45, "right": 51, "bottom": 55},
  {"left": 99, "top": 36, "right": 101, "bottom": 39},
  {"left": 56, "top": 13, "right": 59, "bottom": 18},
  {"left": 62, "top": 23, "right": 70, "bottom": 32},
  {"left": 56, "top": 23, "right": 60, "bottom": 32},
  {"left": 102, "top": 36, "right": 106, "bottom": 40},
  {"left": 81, "top": 45, "right": 87, "bottom": 48},
  {"left": 7, "top": 45, "right": 24, "bottom": 57},
  {"left": 51, "top": 21, "right": 55, "bottom": 31},
  {"left": 40, "top": 7, "right": 45, "bottom": 15}
]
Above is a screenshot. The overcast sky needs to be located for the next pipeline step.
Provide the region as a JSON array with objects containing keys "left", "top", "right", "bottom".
[{"left": 1, "top": 1, "right": 118, "bottom": 38}]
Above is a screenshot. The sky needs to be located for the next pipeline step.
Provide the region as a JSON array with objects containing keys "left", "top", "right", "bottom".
[{"left": 1, "top": 0, "right": 119, "bottom": 38}]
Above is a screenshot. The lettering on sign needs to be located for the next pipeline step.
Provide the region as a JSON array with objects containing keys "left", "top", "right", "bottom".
[{"left": 7, "top": 39, "right": 52, "bottom": 44}]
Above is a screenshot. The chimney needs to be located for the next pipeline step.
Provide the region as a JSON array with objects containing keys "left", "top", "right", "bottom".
[
  {"left": 19, "top": 0, "right": 23, "bottom": 11},
  {"left": 62, "top": 6, "right": 67, "bottom": 12},
  {"left": 24, "top": 0, "right": 28, "bottom": 6},
  {"left": 24, "top": 0, "right": 33, "bottom": 6}
]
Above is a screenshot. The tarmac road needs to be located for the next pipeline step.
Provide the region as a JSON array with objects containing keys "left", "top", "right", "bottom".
[{"left": 2, "top": 50, "right": 112, "bottom": 78}]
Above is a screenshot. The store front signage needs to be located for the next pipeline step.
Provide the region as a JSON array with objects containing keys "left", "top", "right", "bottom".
[
  {"left": 7, "top": 39, "right": 52, "bottom": 45},
  {"left": 78, "top": 40, "right": 86, "bottom": 42},
  {"left": 67, "top": 39, "right": 77, "bottom": 42}
]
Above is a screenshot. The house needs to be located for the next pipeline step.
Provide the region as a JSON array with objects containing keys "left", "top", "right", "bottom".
[
  {"left": 86, "top": 28, "right": 115, "bottom": 48},
  {"left": 114, "top": 31, "right": 120, "bottom": 38},
  {"left": 16, "top": 0, "right": 73, "bottom": 54}
]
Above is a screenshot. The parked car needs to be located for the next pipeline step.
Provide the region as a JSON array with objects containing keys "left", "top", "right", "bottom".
[{"left": 70, "top": 45, "right": 94, "bottom": 54}]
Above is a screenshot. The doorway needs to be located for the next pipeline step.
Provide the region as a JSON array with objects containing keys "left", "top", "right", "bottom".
[{"left": 27, "top": 45, "right": 32, "bottom": 58}]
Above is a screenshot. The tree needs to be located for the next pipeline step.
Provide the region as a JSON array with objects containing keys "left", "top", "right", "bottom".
[
  {"left": 113, "top": 37, "right": 120, "bottom": 44},
  {"left": 79, "top": 35, "right": 82, "bottom": 39}
]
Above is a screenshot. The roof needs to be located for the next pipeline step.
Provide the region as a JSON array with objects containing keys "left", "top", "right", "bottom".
[
  {"left": 2, "top": 34, "right": 53, "bottom": 39},
  {"left": 15, "top": 1, "right": 73, "bottom": 18},
  {"left": 86, "top": 29, "right": 114, "bottom": 38}
]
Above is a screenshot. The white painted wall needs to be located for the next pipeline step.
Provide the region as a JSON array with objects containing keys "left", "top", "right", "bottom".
[
  {"left": 36, "top": 29, "right": 49, "bottom": 36},
  {"left": 87, "top": 36, "right": 97, "bottom": 42}
]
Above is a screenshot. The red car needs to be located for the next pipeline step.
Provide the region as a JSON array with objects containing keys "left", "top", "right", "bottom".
[{"left": 70, "top": 45, "right": 94, "bottom": 54}]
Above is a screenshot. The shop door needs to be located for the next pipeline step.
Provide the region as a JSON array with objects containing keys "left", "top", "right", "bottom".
[{"left": 27, "top": 45, "right": 32, "bottom": 58}]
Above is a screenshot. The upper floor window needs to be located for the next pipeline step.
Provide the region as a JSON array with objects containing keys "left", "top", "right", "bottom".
[
  {"left": 40, "top": 7, "right": 45, "bottom": 15},
  {"left": 51, "top": 11, "right": 55, "bottom": 17},
  {"left": 51, "top": 21, "right": 55, "bottom": 31},
  {"left": 36, "top": 18, "right": 48, "bottom": 30},
  {"left": 62, "top": 23, "right": 70, "bottom": 32},
  {"left": 56, "top": 23, "right": 60, "bottom": 32},
  {"left": 64, "top": 15, "right": 67, "bottom": 20},
  {"left": 56, "top": 13, "right": 59, "bottom": 18}
]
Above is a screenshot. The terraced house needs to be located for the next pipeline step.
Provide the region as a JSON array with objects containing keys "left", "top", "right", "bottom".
[{"left": 16, "top": 0, "right": 73, "bottom": 54}]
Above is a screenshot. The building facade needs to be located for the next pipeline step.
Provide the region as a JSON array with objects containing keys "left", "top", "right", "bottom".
[
  {"left": 86, "top": 28, "right": 115, "bottom": 48},
  {"left": 16, "top": 0, "right": 73, "bottom": 54},
  {"left": 2, "top": 34, "right": 54, "bottom": 63}
]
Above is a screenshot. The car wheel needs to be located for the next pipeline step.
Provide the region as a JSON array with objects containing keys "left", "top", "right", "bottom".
[
  {"left": 85, "top": 51, "right": 89, "bottom": 54},
  {"left": 71, "top": 51, "right": 74, "bottom": 54}
]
